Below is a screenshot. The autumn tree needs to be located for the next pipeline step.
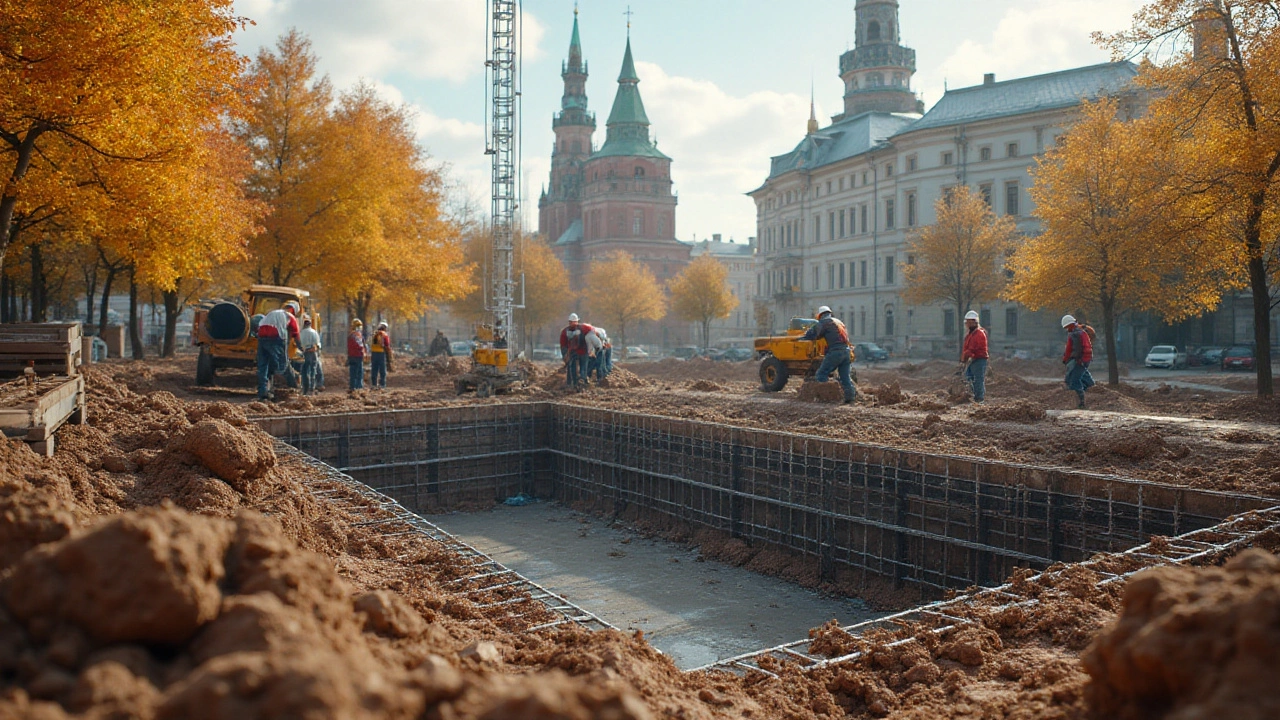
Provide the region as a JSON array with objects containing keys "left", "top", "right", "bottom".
[
  {"left": 1009, "top": 99, "right": 1229, "bottom": 384},
  {"left": 668, "top": 254, "right": 737, "bottom": 348},
  {"left": 453, "top": 227, "right": 571, "bottom": 352},
  {"left": 1104, "top": 0, "right": 1280, "bottom": 396},
  {"left": 0, "top": 0, "right": 247, "bottom": 274},
  {"left": 234, "top": 30, "right": 338, "bottom": 288},
  {"left": 583, "top": 251, "right": 666, "bottom": 354},
  {"left": 902, "top": 186, "right": 1018, "bottom": 355}
]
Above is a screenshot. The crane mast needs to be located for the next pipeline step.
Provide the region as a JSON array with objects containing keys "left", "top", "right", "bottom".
[{"left": 487, "top": 0, "right": 517, "bottom": 347}]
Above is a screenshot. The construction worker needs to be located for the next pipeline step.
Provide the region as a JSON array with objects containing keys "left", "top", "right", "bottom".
[
  {"left": 1061, "top": 314, "right": 1096, "bottom": 408},
  {"left": 299, "top": 315, "right": 322, "bottom": 395},
  {"left": 584, "top": 325, "right": 606, "bottom": 383},
  {"left": 370, "top": 321, "right": 392, "bottom": 389},
  {"left": 960, "top": 310, "right": 989, "bottom": 403},
  {"left": 558, "top": 313, "right": 592, "bottom": 389},
  {"left": 347, "top": 319, "right": 368, "bottom": 393},
  {"left": 594, "top": 326, "right": 613, "bottom": 378},
  {"left": 429, "top": 330, "right": 451, "bottom": 357},
  {"left": 256, "top": 300, "right": 300, "bottom": 401},
  {"left": 801, "top": 306, "right": 857, "bottom": 404}
]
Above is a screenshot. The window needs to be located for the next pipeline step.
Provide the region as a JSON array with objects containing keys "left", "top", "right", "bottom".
[
  {"left": 907, "top": 254, "right": 915, "bottom": 265},
  {"left": 859, "top": 308, "right": 867, "bottom": 336},
  {"left": 827, "top": 181, "right": 832, "bottom": 194},
  {"left": 906, "top": 192, "right": 917, "bottom": 227},
  {"left": 829, "top": 211, "right": 836, "bottom": 240},
  {"left": 860, "top": 205, "right": 868, "bottom": 234},
  {"left": 813, "top": 265, "right": 820, "bottom": 289},
  {"left": 1005, "top": 308, "right": 1018, "bottom": 336},
  {"left": 1005, "top": 182, "right": 1020, "bottom": 216},
  {"left": 815, "top": 215, "right": 822, "bottom": 242},
  {"left": 884, "top": 256, "right": 895, "bottom": 285},
  {"left": 885, "top": 163, "right": 894, "bottom": 177},
  {"left": 885, "top": 199, "right": 895, "bottom": 230},
  {"left": 942, "top": 151, "right": 954, "bottom": 166},
  {"left": 862, "top": 171, "right": 868, "bottom": 185},
  {"left": 632, "top": 211, "right": 643, "bottom": 235},
  {"left": 838, "top": 209, "right": 846, "bottom": 237},
  {"left": 860, "top": 260, "right": 867, "bottom": 287},
  {"left": 838, "top": 263, "right": 846, "bottom": 289},
  {"left": 884, "top": 307, "right": 895, "bottom": 336},
  {"left": 828, "top": 264, "right": 835, "bottom": 289},
  {"left": 1007, "top": 142, "right": 1019, "bottom": 158},
  {"left": 979, "top": 183, "right": 993, "bottom": 206},
  {"left": 868, "top": 20, "right": 880, "bottom": 41},
  {"left": 979, "top": 146, "right": 991, "bottom": 161},
  {"left": 907, "top": 156, "right": 917, "bottom": 172},
  {"left": 658, "top": 215, "right": 666, "bottom": 235},
  {"left": 980, "top": 308, "right": 991, "bottom": 329},
  {"left": 944, "top": 309, "right": 956, "bottom": 337},
  {"left": 572, "top": 140, "right": 581, "bottom": 153},
  {"left": 634, "top": 166, "right": 645, "bottom": 177},
  {"left": 839, "top": 177, "right": 845, "bottom": 191}
]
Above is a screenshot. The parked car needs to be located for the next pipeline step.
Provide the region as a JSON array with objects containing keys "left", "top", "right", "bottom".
[
  {"left": 721, "top": 347, "right": 755, "bottom": 362},
  {"left": 1221, "top": 345, "right": 1255, "bottom": 371},
  {"left": 1144, "top": 345, "right": 1188, "bottom": 369},
  {"left": 531, "top": 348, "right": 558, "bottom": 361},
  {"left": 700, "top": 347, "right": 727, "bottom": 361},
  {"left": 671, "top": 346, "right": 700, "bottom": 360},
  {"left": 449, "top": 340, "right": 473, "bottom": 356},
  {"left": 625, "top": 346, "right": 649, "bottom": 359},
  {"left": 1189, "top": 346, "right": 1225, "bottom": 367},
  {"left": 853, "top": 342, "right": 890, "bottom": 363}
]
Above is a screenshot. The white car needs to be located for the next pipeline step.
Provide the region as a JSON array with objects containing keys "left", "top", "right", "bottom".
[
  {"left": 625, "top": 346, "right": 649, "bottom": 359},
  {"left": 1144, "top": 345, "right": 1187, "bottom": 369}
]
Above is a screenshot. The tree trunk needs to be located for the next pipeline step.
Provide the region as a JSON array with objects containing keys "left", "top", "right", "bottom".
[
  {"left": 29, "top": 242, "right": 45, "bottom": 322},
  {"left": 1102, "top": 299, "right": 1119, "bottom": 386},
  {"left": 99, "top": 267, "right": 117, "bottom": 334},
  {"left": 0, "top": 274, "right": 7, "bottom": 323},
  {"left": 701, "top": 319, "right": 711, "bottom": 349},
  {"left": 84, "top": 266, "right": 98, "bottom": 328},
  {"left": 162, "top": 288, "right": 180, "bottom": 357},
  {"left": 617, "top": 320, "right": 627, "bottom": 358},
  {"left": 128, "top": 267, "right": 144, "bottom": 359},
  {"left": 1247, "top": 254, "right": 1273, "bottom": 397},
  {"left": 0, "top": 129, "right": 43, "bottom": 277}
]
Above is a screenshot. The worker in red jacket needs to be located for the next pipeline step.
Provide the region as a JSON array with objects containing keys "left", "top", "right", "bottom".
[
  {"left": 558, "top": 313, "right": 594, "bottom": 389},
  {"left": 347, "top": 319, "right": 368, "bottom": 393},
  {"left": 1061, "top": 314, "right": 1095, "bottom": 408},
  {"left": 256, "top": 301, "right": 300, "bottom": 400},
  {"left": 960, "top": 310, "right": 989, "bottom": 403}
]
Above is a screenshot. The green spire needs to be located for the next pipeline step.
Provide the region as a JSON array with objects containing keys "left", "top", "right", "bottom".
[
  {"left": 568, "top": 7, "right": 582, "bottom": 68},
  {"left": 597, "top": 37, "right": 667, "bottom": 159},
  {"left": 617, "top": 38, "right": 639, "bottom": 83}
]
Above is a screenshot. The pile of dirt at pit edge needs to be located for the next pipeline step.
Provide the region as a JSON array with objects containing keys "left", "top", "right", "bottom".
[
  {"left": 970, "top": 399, "right": 1049, "bottom": 423},
  {"left": 796, "top": 380, "right": 845, "bottom": 403}
]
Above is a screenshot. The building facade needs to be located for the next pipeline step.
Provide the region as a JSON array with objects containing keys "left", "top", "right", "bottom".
[{"left": 751, "top": 0, "right": 1141, "bottom": 358}]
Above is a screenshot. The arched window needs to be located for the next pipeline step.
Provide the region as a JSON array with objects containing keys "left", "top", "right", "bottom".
[
  {"left": 634, "top": 166, "right": 645, "bottom": 177},
  {"left": 572, "top": 140, "right": 581, "bottom": 153},
  {"left": 884, "top": 306, "right": 895, "bottom": 337},
  {"left": 869, "top": 73, "right": 883, "bottom": 87},
  {"left": 867, "top": 21, "right": 881, "bottom": 41}
]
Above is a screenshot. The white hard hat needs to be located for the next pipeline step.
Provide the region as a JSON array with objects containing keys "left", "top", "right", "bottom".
[
  {"left": 1061, "top": 314, "right": 1076, "bottom": 328},
  {"left": 568, "top": 313, "right": 579, "bottom": 322},
  {"left": 816, "top": 305, "right": 832, "bottom": 316},
  {"left": 378, "top": 321, "right": 387, "bottom": 329},
  {"left": 964, "top": 310, "right": 980, "bottom": 321},
  {"left": 284, "top": 301, "right": 300, "bottom": 314}
]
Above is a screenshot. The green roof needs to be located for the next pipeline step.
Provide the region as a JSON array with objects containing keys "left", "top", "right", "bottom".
[{"left": 597, "top": 38, "right": 669, "bottom": 160}]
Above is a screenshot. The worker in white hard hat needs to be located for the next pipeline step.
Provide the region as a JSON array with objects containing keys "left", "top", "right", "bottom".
[
  {"left": 559, "top": 313, "right": 594, "bottom": 389},
  {"left": 255, "top": 300, "right": 301, "bottom": 400},
  {"left": 800, "top": 306, "right": 857, "bottom": 404},
  {"left": 1061, "top": 314, "right": 1095, "bottom": 408},
  {"left": 960, "top": 310, "right": 989, "bottom": 403}
]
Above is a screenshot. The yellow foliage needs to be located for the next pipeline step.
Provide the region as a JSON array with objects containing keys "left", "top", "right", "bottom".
[
  {"left": 902, "top": 186, "right": 1017, "bottom": 349},
  {"left": 582, "top": 251, "right": 666, "bottom": 351},
  {"left": 1102, "top": 0, "right": 1280, "bottom": 395},
  {"left": 668, "top": 254, "right": 737, "bottom": 347},
  {"left": 451, "top": 229, "right": 571, "bottom": 349}
]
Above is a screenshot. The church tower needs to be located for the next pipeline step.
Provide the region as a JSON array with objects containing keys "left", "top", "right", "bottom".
[
  {"left": 838, "top": 0, "right": 922, "bottom": 118},
  {"left": 538, "top": 8, "right": 595, "bottom": 244}
]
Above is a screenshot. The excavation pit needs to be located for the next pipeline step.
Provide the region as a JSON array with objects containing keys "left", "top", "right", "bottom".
[{"left": 258, "top": 403, "right": 1272, "bottom": 664}]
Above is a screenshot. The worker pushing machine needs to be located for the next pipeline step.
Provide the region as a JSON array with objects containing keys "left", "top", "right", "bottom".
[
  {"left": 255, "top": 300, "right": 300, "bottom": 401},
  {"left": 801, "top": 306, "right": 857, "bottom": 404}
]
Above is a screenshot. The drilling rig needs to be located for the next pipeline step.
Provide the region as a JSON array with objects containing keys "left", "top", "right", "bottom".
[{"left": 455, "top": 0, "right": 524, "bottom": 398}]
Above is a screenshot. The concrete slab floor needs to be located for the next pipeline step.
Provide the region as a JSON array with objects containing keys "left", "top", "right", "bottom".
[{"left": 428, "top": 502, "right": 883, "bottom": 669}]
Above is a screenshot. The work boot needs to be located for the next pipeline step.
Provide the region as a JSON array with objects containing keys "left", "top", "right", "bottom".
[{"left": 843, "top": 395, "right": 855, "bottom": 405}]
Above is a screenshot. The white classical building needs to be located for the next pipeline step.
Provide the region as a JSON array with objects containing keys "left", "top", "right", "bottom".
[
  {"left": 751, "top": 0, "right": 1138, "bottom": 358},
  {"left": 687, "top": 235, "right": 757, "bottom": 347}
]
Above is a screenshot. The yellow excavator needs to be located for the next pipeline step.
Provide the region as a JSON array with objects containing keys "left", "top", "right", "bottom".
[{"left": 753, "top": 316, "right": 855, "bottom": 392}]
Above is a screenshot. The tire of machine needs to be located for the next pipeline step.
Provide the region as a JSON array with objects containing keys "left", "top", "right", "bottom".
[
  {"left": 476, "top": 380, "right": 493, "bottom": 399},
  {"left": 759, "top": 356, "right": 789, "bottom": 392},
  {"left": 454, "top": 378, "right": 469, "bottom": 395},
  {"left": 196, "top": 347, "right": 216, "bottom": 386}
]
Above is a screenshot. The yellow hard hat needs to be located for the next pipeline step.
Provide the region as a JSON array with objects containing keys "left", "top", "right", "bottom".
[{"left": 352, "top": 319, "right": 363, "bottom": 327}]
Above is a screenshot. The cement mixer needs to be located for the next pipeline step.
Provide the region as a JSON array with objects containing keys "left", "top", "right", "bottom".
[{"left": 191, "top": 285, "right": 317, "bottom": 385}]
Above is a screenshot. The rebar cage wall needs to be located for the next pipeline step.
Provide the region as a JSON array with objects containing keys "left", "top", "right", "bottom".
[{"left": 258, "top": 403, "right": 1270, "bottom": 594}]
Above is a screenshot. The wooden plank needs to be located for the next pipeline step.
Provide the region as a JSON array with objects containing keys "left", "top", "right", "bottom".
[
  {"left": 29, "top": 438, "right": 54, "bottom": 457},
  {"left": 0, "top": 341, "right": 77, "bottom": 353}
]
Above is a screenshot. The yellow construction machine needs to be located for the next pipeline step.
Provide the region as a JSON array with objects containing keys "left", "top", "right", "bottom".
[
  {"left": 752, "top": 316, "right": 854, "bottom": 392},
  {"left": 191, "top": 285, "right": 317, "bottom": 386}
]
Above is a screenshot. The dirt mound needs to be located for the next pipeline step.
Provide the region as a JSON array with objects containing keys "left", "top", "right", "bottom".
[
  {"left": 1084, "top": 549, "right": 1280, "bottom": 719},
  {"left": 183, "top": 419, "right": 277, "bottom": 492},
  {"left": 1090, "top": 429, "right": 1167, "bottom": 461},
  {"left": 686, "top": 379, "right": 728, "bottom": 392},
  {"left": 599, "top": 367, "right": 646, "bottom": 389},
  {"left": 413, "top": 356, "right": 469, "bottom": 380},
  {"left": 624, "top": 357, "right": 758, "bottom": 382},
  {"left": 971, "top": 400, "right": 1048, "bottom": 423},
  {"left": 796, "top": 380, "right": 845, "bottom": 403},
  {"left": 867, "top": 381, "right": 904, "bottom": 406}
]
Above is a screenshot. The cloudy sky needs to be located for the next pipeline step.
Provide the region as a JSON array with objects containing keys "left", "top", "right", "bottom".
[{"left": 233, "top": 0, "right": 1147, "bottom": 244}]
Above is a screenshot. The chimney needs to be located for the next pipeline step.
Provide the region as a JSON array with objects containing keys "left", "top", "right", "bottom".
[
  {"left": 712, "top": 233, "right": 722, "bottom": 243},
  {"left": 983, "top": 73, "right": 995, "bottom": 86}
]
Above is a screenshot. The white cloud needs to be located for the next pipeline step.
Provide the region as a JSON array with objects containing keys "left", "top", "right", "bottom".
[
  {"left": 234, "top": 0, "right": 546, "bottom": 87},
  {"left": 922, "top": 0, "right": 1145, "bottom": 105},
  {"left": 632, "top": 60, "right": 808, "bottom": 242}
]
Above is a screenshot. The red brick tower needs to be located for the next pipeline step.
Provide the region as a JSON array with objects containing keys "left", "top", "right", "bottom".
[{"left": 537, "top": 8, "right": 593, "bottom": 246}]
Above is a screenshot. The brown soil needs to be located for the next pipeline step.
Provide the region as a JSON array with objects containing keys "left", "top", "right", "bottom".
[{"left": 14, "top": 354, "right": 1274, "bottom": 719}]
